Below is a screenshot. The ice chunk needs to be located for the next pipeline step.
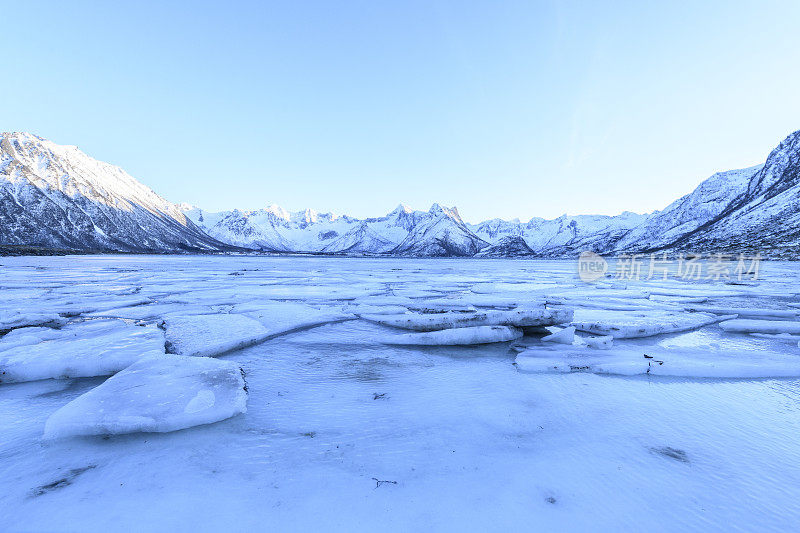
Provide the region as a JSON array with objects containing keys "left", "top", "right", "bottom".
[
  {"left": 383, "top": 326, "right": 523, "bottom": 345},
  {"left": 0, "top": 311, "right": 66, "bottom": 333},
  {"left": 44, "top": 355, "right": 247, "bottom": 438},
  {"left": 363, "top": 307, "right": 573, "bottom": 332},
  {"left": 719, "top": 319, "right": 800, "bottom": 335},
  {"left": 161, "top": 314, "right": 271, "bottom": 357},
  {"left": 684, "top": 305, "right": 798, "bottom": 320},
  {"left": 572, "top": 309, "right": 731, "bottom": 339},
  {"left": 542, "top": 326, "right": 575, "bottom": 344},
  {"left": 515, "top": 345, "right": 800, "bottom": 378},
  {"left": 0, "top": 320, "right": 165, "bottom": 383},
  {"left": 583, "top": 335, "right": 613, "bottom": 349}
]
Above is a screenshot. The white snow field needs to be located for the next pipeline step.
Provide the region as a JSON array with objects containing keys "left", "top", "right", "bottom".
[{"left": 1, "top": 255, "right": 800, "bottom": 531}]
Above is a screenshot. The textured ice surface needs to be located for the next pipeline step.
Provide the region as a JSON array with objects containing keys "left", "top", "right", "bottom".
[
  {"left": 0, "top": 320, "right": 165, "bottom": 383},
  {"left": 44, "top": 355, "right": 247, "bottom": 438},
  {"left": 719, "top": 319, "right": 800, "bottom": 335},
  {"left": 572, "top": 309, "right": 731, "bottom": 339},
  {"left": 383, "top": 325, "right": 523, "bottom": 345},
  {"left": 684, "top": 305, "right": 798, "bottom": 320},
  {"left": 162, "top": 314, "right": 270, "bottom": 357},
  {"left": 0, "top": 310, "right": 66, "bottom": 332},
  {"left": 364, "top": 307, "right": 573, "bottom": 332},
  {"left": 1, "top": 256, "right": 800, "bottom": 531}
]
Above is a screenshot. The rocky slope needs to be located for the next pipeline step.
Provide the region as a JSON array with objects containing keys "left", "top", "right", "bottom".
[{"left": 0, "top": 132, "right": 227, "bottom": 252}]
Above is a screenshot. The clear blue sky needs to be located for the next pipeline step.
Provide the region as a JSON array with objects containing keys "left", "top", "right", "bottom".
[{"left": 3, "top": 0, "right": 799, "bottom": 222}]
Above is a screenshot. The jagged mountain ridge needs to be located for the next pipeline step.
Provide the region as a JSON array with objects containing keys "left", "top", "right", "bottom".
[
  {"left": 0, "top": 132, "right": 229, "bottom": 252},
  {"left": 2, "top": 129, "right": 799, "bottom": 257},
  {"left": 184, "top": 129, "right": 800, "bottom": 258}
]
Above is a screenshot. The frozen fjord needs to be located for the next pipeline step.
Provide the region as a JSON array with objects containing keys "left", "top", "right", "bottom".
[{"left": 1, "top": 255, "right": 800, "bottom": 531}]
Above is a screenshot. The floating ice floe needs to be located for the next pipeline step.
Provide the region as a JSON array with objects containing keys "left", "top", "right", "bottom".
[
  {"left": 161, "top": 314, "right": 271, "bottom": 357},
  {"left": 0, "top": 311, "right": 66, "bottom": 333},
  {"left": 44, "top": 355, "right": 248, "bottom": 438},
  {"left": 0, "top": 320, "right": 165, "bottom": 383},
  {"left": 719, "top": 319, "right": 800, "bottom": 335},
  {"left": 684, "top": 305, "right": 798, "bottom": 320},
  {"left": 363, "top": 307, "right": 573, "bottom": 332},
  {"left": 514, "top": 345, "right": 800, "bottom": 378},
  {"left": 541, "top": 326, "right": 576, "bottom": 344},
  {"left": 383, "top": 326, "right": 523, "bottom": 345},
  {"left": 572, "top": 309, "right": 732, "bottom": 339}
]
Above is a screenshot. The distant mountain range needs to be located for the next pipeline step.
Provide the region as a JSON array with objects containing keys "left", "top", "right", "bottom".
[{"left": 2, "top": 130, "right": 799, "bottom": 257}]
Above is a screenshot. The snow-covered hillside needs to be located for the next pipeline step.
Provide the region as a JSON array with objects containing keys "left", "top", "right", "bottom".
[
  {"left": 0, "top": 133, "right": 226, "bottom": 252},
  {"left": 3, "top": 129, "right": 800, "bottom": 257}
]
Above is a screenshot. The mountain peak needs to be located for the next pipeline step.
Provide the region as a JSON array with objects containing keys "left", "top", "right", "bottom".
[{"left": 388, "top": 203, "right": 413, "bottom": 216}]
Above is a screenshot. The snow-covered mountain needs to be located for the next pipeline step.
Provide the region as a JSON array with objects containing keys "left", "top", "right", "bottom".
[
  {"left": 0, "top": 132, "right": 227, "bottom": 252},
  {"left": 183, "top": 202, "right": 485, "bottom": 256},
  {"left": 185, "top": 129, "right": 800, "bottom": 257},
  {"left": 3, "top": 129, "right": 800, "bottom": 257},
  {"left": 662, "top": 130, "right": 800, "bottom": 258}
]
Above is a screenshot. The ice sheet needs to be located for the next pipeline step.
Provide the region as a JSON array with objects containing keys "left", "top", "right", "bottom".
[{"left": 2, "top": 255, "right": 800, "bottom": 532}]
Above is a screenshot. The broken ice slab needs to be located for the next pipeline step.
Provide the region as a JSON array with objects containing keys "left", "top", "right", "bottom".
[
  {"left": 719, "top": 319, "right": 800, "bottom": 335},
  {"left": 362, "top": 307, "right": 574, "bottom": 332},
  {"left": 383, "top": 325, "right": 523, "bottom": 345},
  {"left": 541, "top": 326, "right": 576, "bottom": 344},
  {"left": 571, "top": 309, "right": 733, "bottom": 339},
  {"left": 514, "top": 345, "right": 800, "bottom": 378},
  {"left": 684, "top": 305, "right": 799, "bottom": 320},
  {"left": 161, "top": 314, "right": 271, "bottom": 357},
  {"left": 44, "top": 355, "right": 247, "bottom": 438},
  {"left": 234, "top": 301, "right": 356, "bottom": 337},
  {"left": 0, "top": 320, "right": 165, "bottom": 383}
]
